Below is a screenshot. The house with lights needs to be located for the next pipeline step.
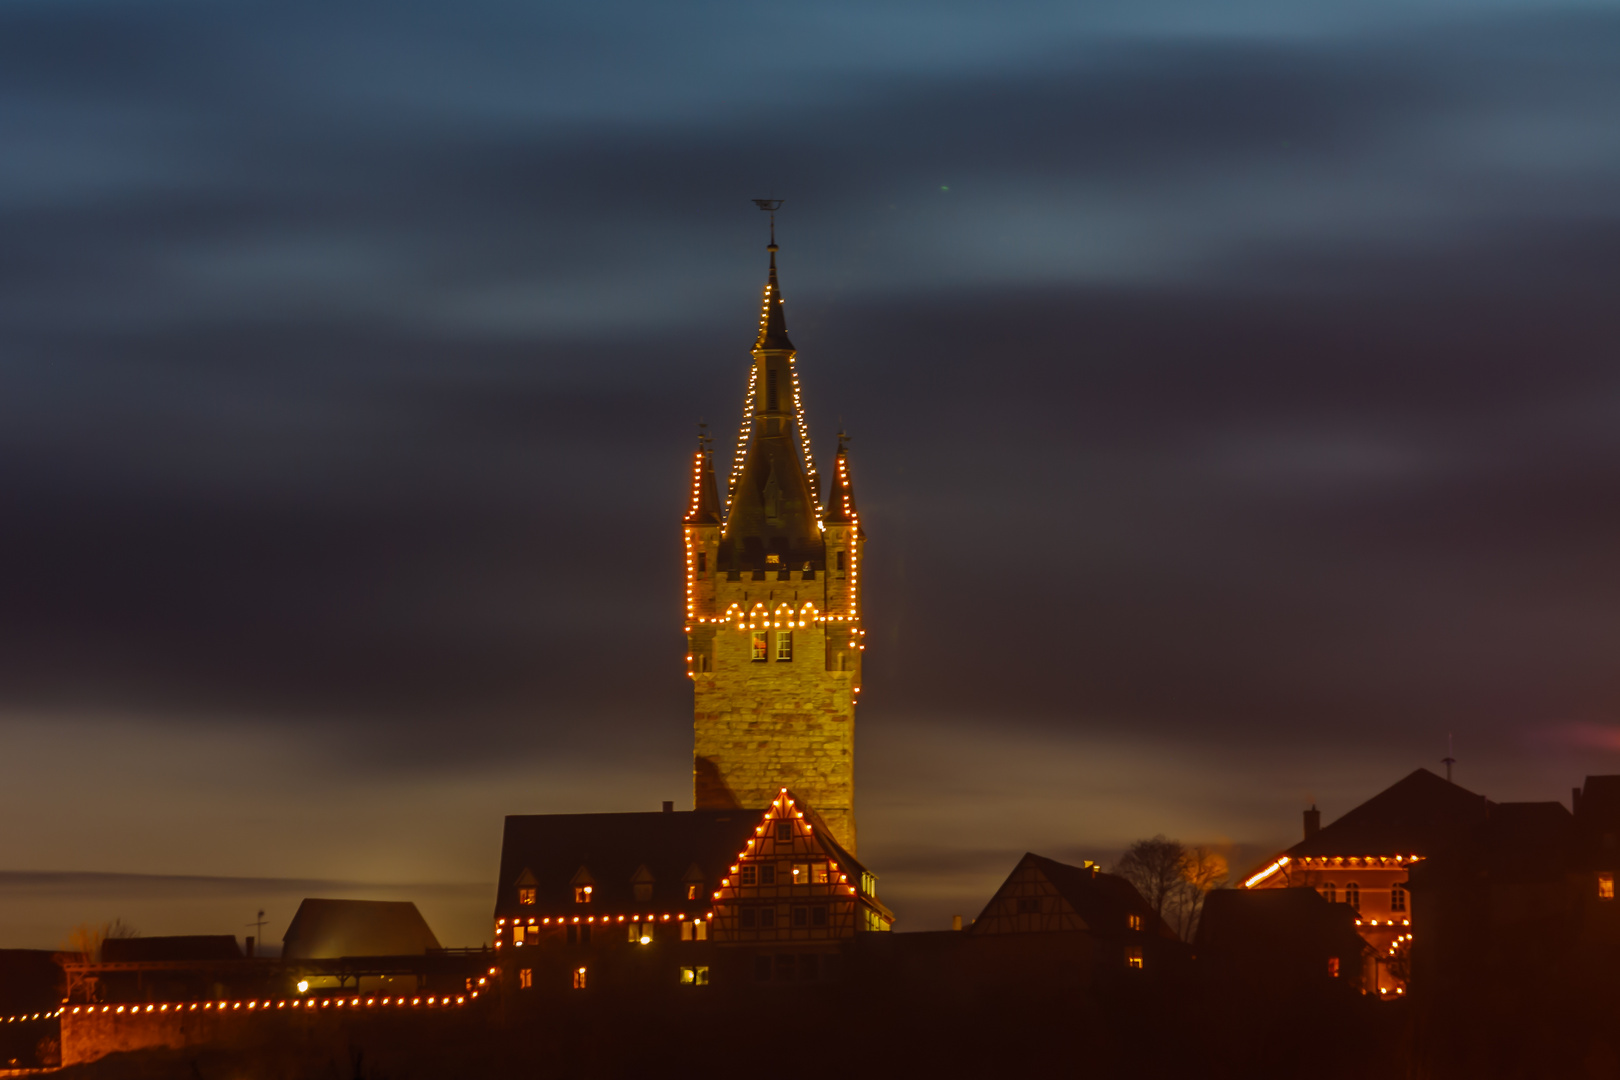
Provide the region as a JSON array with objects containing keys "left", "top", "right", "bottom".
[
  {"left": 1241, "top": 768, "right": 1491, "bottom": 996},
  {"left": 684, "top": 224, "right": 866, "bottom": 854},
  {"left": 493, "top": 791, "right": 890, "bottom": 996}
]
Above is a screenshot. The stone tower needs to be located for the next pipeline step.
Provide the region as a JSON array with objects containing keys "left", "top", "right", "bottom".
[{"left": 683, "top": 237, "right": 866, "bottom": 853}]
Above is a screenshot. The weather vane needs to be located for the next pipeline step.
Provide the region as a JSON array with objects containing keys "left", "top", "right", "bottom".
[{"left": 752, "top": 198, "right": 784, "bottom": 247}]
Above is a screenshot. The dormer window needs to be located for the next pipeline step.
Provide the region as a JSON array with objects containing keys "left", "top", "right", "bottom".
[
  {"left": 574, "top": 886, "right": 593, "bottom": 903},
  {"left": 688, "top": 883, "right": 702, "bottom": 900},
  {"left": 518, "top": 888, "right": 536, "bottom": 905}
]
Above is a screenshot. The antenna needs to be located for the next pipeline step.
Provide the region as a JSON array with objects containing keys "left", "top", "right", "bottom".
[
  {"left": 751, "top": 198, "right": 784, "bottom": 247},
  {"left": 1442, "top": 734, "right": 1456, "bottom": 784}
]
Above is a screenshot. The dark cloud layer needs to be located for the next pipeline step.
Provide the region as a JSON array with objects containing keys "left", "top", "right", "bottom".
[{"left": 4, "top": 0, "right": 1620, "bottom": 935}]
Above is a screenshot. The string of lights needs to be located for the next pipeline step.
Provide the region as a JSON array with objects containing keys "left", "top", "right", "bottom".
[{"left": 53, "top": 995, "right": 475, "bottom": 1019}]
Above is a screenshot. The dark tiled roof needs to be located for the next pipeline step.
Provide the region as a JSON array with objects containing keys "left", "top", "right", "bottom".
[
  {"left": 753, "top": 251, "right": 793, "bottom": 353},
  {"left": 281, "top": 899, "right": 441, "bottom": 959},
  {"left": 495, "top": 810, "right": 762, "bottom": 915},
  {"left": 1285, "top": 768, "right": 1491, "bottom": 859},
  {"left": 683, "top": 442, "right": 722, "bottom": 526},
  {"left": 1195, "top": 888, "right": 1364, "bottom": 953},
  {"left": 101, "top": 936, "right": 241, "bottom": 962}
]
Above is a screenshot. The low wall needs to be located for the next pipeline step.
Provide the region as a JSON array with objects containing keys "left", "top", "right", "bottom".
[{"left": 61, "top": 995, "right": 478, "bottom": 1066}]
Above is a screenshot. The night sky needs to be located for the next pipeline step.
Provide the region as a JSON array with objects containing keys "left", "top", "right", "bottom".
[{"left": 4, "top": 0, "right": 1620, "bottom": 947}]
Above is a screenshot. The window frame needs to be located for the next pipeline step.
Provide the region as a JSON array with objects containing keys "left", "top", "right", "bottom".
[{"left": 775, "top": 630, "right": 793, "bottom": 662}]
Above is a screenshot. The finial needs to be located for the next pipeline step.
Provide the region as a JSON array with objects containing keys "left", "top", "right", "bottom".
[
  {"left": 697, "top": 420, "right": 711, "bottom": 451},
  {"left": 752, "top": 198, "right": 783, "bottom": 250}
]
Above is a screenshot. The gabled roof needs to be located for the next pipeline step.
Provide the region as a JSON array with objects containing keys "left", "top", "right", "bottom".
[
  {"left": 281, "top": 899, "right": 441, "bottom": 959},
  {"left": 970, "top": 853, "right": 1176, "bottom": 940},
  {"left": 1285, "top": 768, "right": 1492, "bottom": 859},
  {"left": 495, "top": 810, "right": 761, "bottom": 914},
  {"left": 101, "top": 936, "right": 242, "bottom": 963}
]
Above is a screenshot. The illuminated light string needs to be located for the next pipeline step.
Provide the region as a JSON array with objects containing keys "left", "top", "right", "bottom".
[
  {"left": 2, "top": 1009, "right": 62, "bottom": 1023},
  {"left": 786, "top": 355, "right": 817, "bottom": 506},
  {"left": 726, "top": 367, "right": 759, "bottom": 509},
  {"left": 56, "top": 996, "right": 473, "bottom": 1019}
]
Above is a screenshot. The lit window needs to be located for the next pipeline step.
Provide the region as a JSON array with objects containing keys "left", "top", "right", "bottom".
[
  {"left": 1391, "top": 886, "right": 1407, "bottom": 912},
  {"left": 776, "top": 631, "right": 792, "bottom": 661},
  {"left": 765, "top": 553, "right": 780, "bottom": 565},
  {"left": 792, "top": 862, "right": 809, "bottom": 882},
  {"left": 740, "top": 865, "right": 758, "bottom": 886},
  {"left": 687, "top": 883, "right": 702, "bottom": 900},
  {"left": 680, "top": 966, "right": 710, "bottom": 986},
  {"left": 776, "top": 820, "right": 793, "bottom": 842},
  {"left": 1127, "top": 913, "right": 1142, "bottom": 931},
  {"left": 572, "top": 967, "right": 587, "bottom": 990},
  {"left": 1328, "top": 957, "right": 1340, "bottom": 978},
  {"left": 680, "top": 919, "right": 709, "bottom": 941},
  {"left": 1322, "top": 883, "right": 1337, "bottom": 903},
  {"left": 512, "top": 925, "right": 526, "bottom": 945},
  {"left": 760, "top": 864, "right": 777, "bottom": 886},
  {"left": 1600, "top": 873, "right": 1615, "bottom": 900},
  {"left": 574, "top": 886, "right": 592, "bottom": 903},
  {"left": 1346, "top": 883, "right": 1361, "bottom": 911},
  {"left": 752, "top": 633, "right": 768, "bottom": 662},
  {"left": 1125, "top": 947, "right": 1143, "bottom": 969},
  {"left": 628, "top": 922, "right": 654, "bottom": 944},
  {"left": 518, "top": 888, "right": 535, "bottom": 905},
  {"left": 518, "top": 968, "right": 532, "bottom": 990},
  {"left": 811, "top": 862, "right": 830, "bottom": 884}
]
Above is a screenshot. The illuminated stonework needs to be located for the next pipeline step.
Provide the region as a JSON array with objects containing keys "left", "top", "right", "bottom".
[{"left": 684, "top": 241, "right": 866, "bottom": 852}]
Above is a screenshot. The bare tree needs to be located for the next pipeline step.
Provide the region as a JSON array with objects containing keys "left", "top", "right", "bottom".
[
  {"left": 63, "top": 918, "right": 139, "bottom": 963},
  {"left": 1114, "top": 837, "right": 1230, "bottom": 941},
  {"left": 1114, "top": 835, "right": 1187, "bottom": 921}
]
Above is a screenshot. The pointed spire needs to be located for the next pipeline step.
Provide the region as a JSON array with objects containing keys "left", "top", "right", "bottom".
[
  {"left": 753, "top": 247, "right": 794, "bottom": 352},
  {"left": 822, "top": 431, "right": 860, "bottom": 526},
  {"left": 683, "top": 423, "right": 722, "bottom": 525}
]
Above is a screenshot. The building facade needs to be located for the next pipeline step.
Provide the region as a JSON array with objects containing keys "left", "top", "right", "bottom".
[{"left": 684, "top": 237, "right": 866, "bottom": 852}]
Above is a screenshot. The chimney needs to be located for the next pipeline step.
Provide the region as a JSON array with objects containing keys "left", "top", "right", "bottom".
[
  {"left": 245, "top": 936, "right": 255, "bottom": 958},
  {"left": 951, "top": 915, "right": 963, "bottom": 932},
  {"left": 662, "top": 801, "right": 674, "bottom": 813},
  {"left": 1304, "top": 805, "right": 1321, "bottom": 841}
]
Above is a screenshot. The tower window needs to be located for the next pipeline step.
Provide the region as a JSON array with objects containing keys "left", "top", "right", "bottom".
[
  {"left": 1391, "top": 885, "right": 1407, "bottom": 912},
  {"left": 752, "top": 633, "right": 768, "bottom": 662},
  {"left": 1345, "top": 883, "right": 1360, "bottom": 911},
  {"left": 696, "top": 552, "right": 706, "bottom": 573},
  {"left": 836, "top": 551, "right": 846, "bottom": 573},
  {"left": 776, "top": 631, "right": 793, "bottom": 661},
  {"left": 767, "top": 369, "right": 778, "bottom": 411}
]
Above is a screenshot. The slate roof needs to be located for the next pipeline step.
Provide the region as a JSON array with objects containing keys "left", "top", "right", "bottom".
[
  {"left": 281, "top": 899, "right": 441, "bottom": 959},
  {"left": 494, "top": 809, "right": 763, "bottom": 915},
  {"left": 101, "top": 936, "right": 242, "bottom": 963},
  {"left": 1285, "top": 768, "right": 1492, "bottom": 859}
]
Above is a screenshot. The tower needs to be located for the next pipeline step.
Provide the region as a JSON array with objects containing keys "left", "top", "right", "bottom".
[{"left": 683, "top": 229, "right": 866, "bottom": 852}]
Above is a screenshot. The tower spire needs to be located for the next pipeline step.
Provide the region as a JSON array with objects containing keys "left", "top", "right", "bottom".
[{"left": 683, "top": 422, "right": 721, "bottom": 526}]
